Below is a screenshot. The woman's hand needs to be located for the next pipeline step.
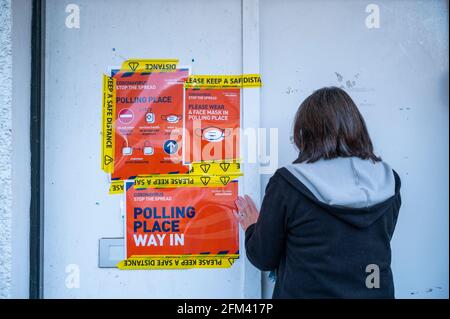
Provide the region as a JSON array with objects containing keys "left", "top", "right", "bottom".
[{"left": 234, "top": 195, "right": 260, "bottom": 231}]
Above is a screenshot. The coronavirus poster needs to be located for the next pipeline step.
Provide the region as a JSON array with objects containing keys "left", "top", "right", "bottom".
[
  {"left": 100, "top": 61, "right": 263, "bottom": 269},
  {"left": 112, "top": 69, "right": 190, "bottom": 180},
  {"left": 125, "top": 181, "right": 239, "bottom": 258},
  {"left": 183, "top": 89, "right": 240, "bottom": 163}
]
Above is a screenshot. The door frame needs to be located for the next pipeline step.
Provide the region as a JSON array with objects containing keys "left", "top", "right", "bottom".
[{"left": 29, "top": 0, "right": 45, "bottom": 299}]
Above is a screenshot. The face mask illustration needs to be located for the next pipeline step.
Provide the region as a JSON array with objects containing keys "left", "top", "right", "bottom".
[
  {"left": 161, "top": 114, "right": 182, "bottom": 124},
  {"left": 195, "top": 126, "right": 232, "bottom": 143}
]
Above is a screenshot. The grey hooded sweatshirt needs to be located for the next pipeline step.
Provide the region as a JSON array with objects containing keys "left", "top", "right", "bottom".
[{"left": 245, "top": 157, "right": 401, "bottom": 298}]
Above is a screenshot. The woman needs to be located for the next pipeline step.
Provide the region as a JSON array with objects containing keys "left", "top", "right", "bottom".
[{"left": 235, "top": 87, "right": 401, "bottom": 299}]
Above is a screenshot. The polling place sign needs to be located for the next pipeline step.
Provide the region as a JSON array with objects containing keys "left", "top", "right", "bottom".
[{"left": 123, "top": 180, "right": 239, "bottom": 269}]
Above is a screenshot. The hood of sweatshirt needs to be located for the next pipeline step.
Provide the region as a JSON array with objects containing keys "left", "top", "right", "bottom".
[{"left": 281, "top": 157, "right": 400, "bottom": 228}]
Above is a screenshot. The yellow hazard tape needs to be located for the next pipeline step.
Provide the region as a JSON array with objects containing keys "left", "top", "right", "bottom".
[
  {"left": 134, "top": 173, "right": 242, "bottom": 189},
  {"left": 184, "top": 74, "right": 262, "bottom": 89},
  {"left": 117, "top": 254, "right": 239, "bottom": 270},
  {"left": 190, "top": 160, "right": 241, "bottom": 175},
  {"left": 101, "top": 74, "right": 116, "bottom": 173},
  {"left": 120, "top": 59, "right": 179, "bottom": 72},
  {"left": 109, "top": 180, "right": 124, "bottom": 194},
  {"left": 108, "top": 162, "right": 242, "bottom": 194}
]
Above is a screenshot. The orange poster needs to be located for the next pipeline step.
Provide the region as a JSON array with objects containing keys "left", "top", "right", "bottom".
[
  {"left": 112, "top": 69, "right": 190, "bottom": 180},
  {"left": 125, "top": 181, "right": 239, "bottom": 258},
  {"left": 183, "top": 89, "right": 240, "bottom": 163}
]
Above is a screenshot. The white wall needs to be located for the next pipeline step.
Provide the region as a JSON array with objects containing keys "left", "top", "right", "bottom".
[
  {"left": 0, "top": 0, "right": 13, "bottom": 298},
  {"left": 0, "top": 0, "right": 32, "bottom": 299},
  {"left": 11, "top": 0, "right": 32, "bottom": 298},
  {"left": 259, "top": 0, "right": 449, "bottom": 298}
]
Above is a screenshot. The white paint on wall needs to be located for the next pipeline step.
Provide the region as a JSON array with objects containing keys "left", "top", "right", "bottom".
[
  {"left": 11, "top": 0, "right": 32, "bottom": 298},
  {"left": 0, "top": 0, "right": 32, "bottom": 299},
  {"left": 0, "top": 0, "right": 13, "bottom": 299}
]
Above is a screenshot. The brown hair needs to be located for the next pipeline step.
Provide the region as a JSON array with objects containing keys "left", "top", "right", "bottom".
[{"left": 293, "top": 87, "right": 381, "bottom": 163}]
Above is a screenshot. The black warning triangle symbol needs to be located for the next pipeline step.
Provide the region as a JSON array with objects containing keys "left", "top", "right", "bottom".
[
  {"left": 200, "top": 176, "right": 211, "bottom": 186},
  {"left": 220, "top": 162, "right": 230, "bottom": 172},
  {"left": 227, "top": 257, "right": 237, "bottom": 266},
  {"left": 220, "top": 176, "right": 230, "bottom": 185},
  {"left": 104, "top": 155, "right": 113, "bottom": 166},
  {"left": 128, "top": 61, "right": 139, "bottom": 71},
  {"left": 200, "top": 163, "right": 210, "bottom": 173}
]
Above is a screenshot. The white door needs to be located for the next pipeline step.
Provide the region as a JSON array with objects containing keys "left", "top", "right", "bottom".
[{"left": 43, "top": 0, "right": 260, "bottom": 298}]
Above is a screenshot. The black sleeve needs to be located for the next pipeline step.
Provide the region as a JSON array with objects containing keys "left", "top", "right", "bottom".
[
  {"left": 392, "top": 170, "right": 402, "bottom": 228},
  {"left": 245, "top": 175, "right": 288, "bottom": 271}
]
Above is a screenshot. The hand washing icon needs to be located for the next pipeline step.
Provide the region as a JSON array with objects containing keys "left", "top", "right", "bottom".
[{"left": 146, "top": 112, "right": 155, "bottom": 124}]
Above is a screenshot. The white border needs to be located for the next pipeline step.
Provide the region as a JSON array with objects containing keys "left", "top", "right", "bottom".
[{"left": 241, "top": 0, "right": 262, "bottom": 298}]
